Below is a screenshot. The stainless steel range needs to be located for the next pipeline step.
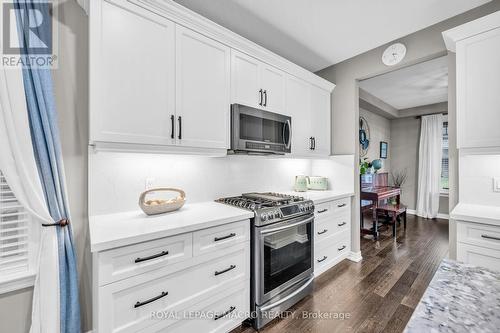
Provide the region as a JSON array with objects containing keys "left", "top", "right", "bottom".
[{"left": 216, "top": 192, "right": 315, "bottom": 329}]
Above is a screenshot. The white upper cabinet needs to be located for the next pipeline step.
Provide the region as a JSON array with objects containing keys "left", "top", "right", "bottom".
[
  {"left": 91, "top": 0, "right": 176, "bottom": 146},
  {"left": 175, "top": 26, "right": 230, "bottom": 149},
  {"left": 260, "top": 64, "right": 286, "bottom": 114},
  {"left": 231, "top": 50, "right": 286, "bottom": 113},
  {"left": 286, "top": 75, "right": 331, "bottom": 157},
  {"left": 286, "top": 75, "right": 312, "bottom": 156},
  {"left": 231, "top": 51, "right": 261, "bottom": 109},
  {"left": 310, "top": 86, "right": 331, "bottom": 156},
  {"left": 443, "top": 12, "right": 500, "bottom": 149}
]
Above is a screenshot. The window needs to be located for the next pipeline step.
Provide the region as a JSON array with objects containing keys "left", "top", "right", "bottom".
[
  {"left": 441, "top": 121, "right": 449, "bottom": 193},
  {"left": 0, "top": 171, "right": 37, "bottom": 293}
]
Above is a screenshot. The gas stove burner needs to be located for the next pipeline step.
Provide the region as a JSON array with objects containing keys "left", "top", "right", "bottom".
[{"left": 216, "top": 192, "right": 314, "bottom": 226}]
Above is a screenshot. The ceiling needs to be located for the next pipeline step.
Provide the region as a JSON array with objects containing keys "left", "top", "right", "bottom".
[
  {"left": 359, "top": 56, "right": 448, "bottom": 110},
  {"left": 173, "top": 0, "right": 490, "bottom": 72}
]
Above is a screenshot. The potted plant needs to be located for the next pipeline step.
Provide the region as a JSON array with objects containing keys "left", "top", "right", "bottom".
[
  {"left": 390, "top": 169, "right": 408, "bottom": 205},
  {"left": 359, "top": 158, "right": 372, "bottom": 175}
]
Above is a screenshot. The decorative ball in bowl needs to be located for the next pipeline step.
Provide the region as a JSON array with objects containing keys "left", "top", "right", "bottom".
[{"left": 139, "top": 188, "right": 186, "bottom": 216}]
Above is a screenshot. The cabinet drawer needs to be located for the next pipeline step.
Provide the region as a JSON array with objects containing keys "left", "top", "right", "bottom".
[
  {"left": 457, "top": 221, "right": 500, "bottom": 251},
  {"left": 193, "top": 220, "right": 249, "bottom": 256},
  {"left": 457, "top": 242, "right": 500, "bottom": 272},
  {"left": 314, "top": 197, "right": 350, "bottom": 218},
  {"left": 97, "top": 233, "right": 192, "bottom": 285},
  {"left": 315, "top": 215, "right": 350, "bottom": 244},
  {"left": 146, "top": 282, "right": 249, "bottom": 333},
  {"left": 314, "top": 230, "right": 350, "bottom": 275},
  {"left": 98, "top": 244, "right": 249, "bottom": 333}
]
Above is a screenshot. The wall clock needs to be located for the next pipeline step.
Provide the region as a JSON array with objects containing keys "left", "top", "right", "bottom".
[{"left": 382, "top": 43, "right": 406, "bottom": 66}]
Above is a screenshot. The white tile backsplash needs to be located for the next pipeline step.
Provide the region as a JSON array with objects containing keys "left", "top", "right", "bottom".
[
  {"left": 89, "top": 152, "right": 354, "bottom": 215},
  {"left": 460, "top": 154, "right": 500, "bottom": 206}
]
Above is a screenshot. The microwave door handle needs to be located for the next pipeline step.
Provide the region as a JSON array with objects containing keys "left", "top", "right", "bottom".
[
  {"left": 283, "top": 119, "right": 291, "bottom": 150},
  {"left": 261, "top": 216, "right": 314, "bottom": 235}
]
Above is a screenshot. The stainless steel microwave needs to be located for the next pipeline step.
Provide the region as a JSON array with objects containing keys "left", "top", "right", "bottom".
[{"left": 230, "top": 104, "right": 291, "bottom": 154}]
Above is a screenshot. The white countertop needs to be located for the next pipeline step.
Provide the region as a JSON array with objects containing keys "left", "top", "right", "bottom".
[
  {"left": 450, "top": 203, "right": 500, "bottom": 226},
  {"left": 283, "top": 190, "right": 355, "bottom": 204},
  {"left": 89, "top": 201, "right": 254, "bottom": 252}
]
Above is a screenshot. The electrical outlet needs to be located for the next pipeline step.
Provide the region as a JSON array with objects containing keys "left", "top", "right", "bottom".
[
  {"left": 145, "top": 177, "right": 155, "bottom": 190},
  {"left": 494, "top": 177, "right": 500, "bottom": 193}
]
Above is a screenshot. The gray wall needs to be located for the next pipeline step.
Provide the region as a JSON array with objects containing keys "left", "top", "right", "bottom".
[
  {"left": 447, "top": 52, "right": 458, "bottom": 259},
  {"left": 0, "top": 1, "right": 91, "bottom": 332},
  {"left": 359, "top": 108, "right": 391, "bottom": 172},
  {"left": 315, "top": 0, "right": 500, "bottom": 254}
]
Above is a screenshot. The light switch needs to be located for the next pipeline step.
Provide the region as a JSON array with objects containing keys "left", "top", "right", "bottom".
[{"left": 494, "top": 177, "right": 500, "bottom": 193}]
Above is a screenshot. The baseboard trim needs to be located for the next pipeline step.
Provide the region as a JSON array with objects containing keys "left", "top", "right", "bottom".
[
  {"left": 347, "top": 251, "right": 362, "bottom": 262},
  {"left": 406, "top": 209, "right": 449, "bottom": 220}
]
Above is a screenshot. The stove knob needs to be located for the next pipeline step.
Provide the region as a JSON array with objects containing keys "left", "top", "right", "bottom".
[
  {"left": 299, "top": 204, "right": 304, "bottom": 212},
  {"left": 260, "top": 213, "right": 267, "bottom": 221}
]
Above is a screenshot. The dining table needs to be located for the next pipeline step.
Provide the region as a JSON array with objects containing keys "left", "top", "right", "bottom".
[{"left": 360, "top": 185, "right": 401, "bottom": 239}]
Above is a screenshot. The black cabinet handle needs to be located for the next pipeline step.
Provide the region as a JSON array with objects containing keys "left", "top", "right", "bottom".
[
  {"left": 317, "top": 229, "right": 328, "bottom": 235},
  {"left": 337, "top": 203, "right": 347, "bottom": 208},
  {"left": 317, "top": 209, "right": 328, "bottom": 214},
  {"left": 214, "top": 233, "right": 236, "bottom": 242},
  {"left": 481, "top": 234, "right": 500, "bottom": 241},
  {"left": 259, "top": 89, "right": 263, "bottom": 106},
  {"left": 170, "top": 115, "right": 174, "bottom": 139},
  {"left": 338, "top": 245, "right": 346, "bottom": 251},
  {"left": 309, "top": 137, "right": 313, "bottom": 150},
  {"left": 214, "top": 306, "right": 236, "bottom": 320},
  {"left": 312, "top": 137, "right": 316, "bottom": 150},
  {"left": 338, "top": 222, "right": 347, "bottom": 227},
  {"left": 135, "top": 250, "right": 169, "bottom": 263},
  {"left": 214, "top": 264, "right": 236, "bottom": 276},
  {"left": 263, "top": 90, "right": 267, "bottom": 106},
  {"left": 134, "top": 291, "right": 168, "bottom": 308},
  {"left": 317, "top": 256, "right": 328, "bottom": 263},
  {"left": 178, "top": 116, "right": 182, "bottom": 140}
]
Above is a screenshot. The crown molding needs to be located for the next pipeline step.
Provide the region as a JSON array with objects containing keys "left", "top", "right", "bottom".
[
  {"left": 442, "top": 10, "right": 500, "bottom": 52},
  {"left": 129, "top": 0, "right": 335, "bottom": 92}
]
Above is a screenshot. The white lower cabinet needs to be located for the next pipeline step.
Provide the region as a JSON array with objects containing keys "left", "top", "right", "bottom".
[
  {"left": 93, "top": 221, "right": 250, "bottom": 333},
  {"left": 313, "top": 197, "right": 352, "bottom": 276},
  {"left": 457, "top": 220, "right": 500, "bottom": 272}
]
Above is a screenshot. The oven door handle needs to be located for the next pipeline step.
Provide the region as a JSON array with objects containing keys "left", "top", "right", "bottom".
[
  {"left": 261, "top": 216, "right": 314, "bottom": 235},
  {"left": 260, "top": 276, "right": 314, "bottom": 311}
]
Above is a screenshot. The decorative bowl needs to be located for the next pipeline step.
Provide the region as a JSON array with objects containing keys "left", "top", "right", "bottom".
[{"left": 139, "top": 188, "right": 186, "bottom": 216}]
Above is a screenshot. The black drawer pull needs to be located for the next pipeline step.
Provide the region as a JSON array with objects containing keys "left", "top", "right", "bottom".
[
  {"left": 135, "top": 250, "right": 169, "bottom": 263},
  {"left": 214, "top": 306, "right": 236, "bottom": 320},
  {"left": 338, "top": 222, "right": 347, "bottom": 227},
  {"left": 338, "top": 245, "right": 346, "bottom": 251},
  {"left": 317, "top": 209, "right": 328, "bottom": 214},
  {"left": 215, "top": 264, "right": 236, "bottom": 276},
  {"left": 481, "top": 234, "right": 500, "bottom": 241},
  {"left": 337, "top": 203, "right": 347, "bottom": 208},
  {"left": 317, "top": 229, "right": 328, "bottom": 235},
  {"left": 214, "top": 233, "right": 236, "bottom": 242},
  {"left": 134, "top": 291, "right": 168, "bottom": 308},
  {"left": 317, "top": 256, "right": 328, "bottom": 263}
]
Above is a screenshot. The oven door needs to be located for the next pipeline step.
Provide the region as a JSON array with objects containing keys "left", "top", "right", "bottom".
[
  {"left": 254, "top": 214, "right": 314, "bottom": 305},
  {"left": 231, "top": 104, "right": 291, "bottom": 154}
]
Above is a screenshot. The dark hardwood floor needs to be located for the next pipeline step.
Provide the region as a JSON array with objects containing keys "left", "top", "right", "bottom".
[{"left": 233, "top": 214, "right": 449, "bottom": 333}]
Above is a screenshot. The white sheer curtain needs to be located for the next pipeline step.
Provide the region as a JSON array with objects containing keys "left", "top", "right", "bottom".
[
  {"left": 416, "top": 114, "right": 443, "bottom": 219},
  {"left": 0, "top": 48, "right": 60, "bottom": 333}
]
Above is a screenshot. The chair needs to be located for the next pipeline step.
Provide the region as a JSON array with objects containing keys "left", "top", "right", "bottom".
[{"left": 376, "top": 203, "right": 407, "bottom": 237}]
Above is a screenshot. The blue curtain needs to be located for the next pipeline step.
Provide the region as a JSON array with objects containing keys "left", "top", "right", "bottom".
[{"left": 14, "top": 2, "right": 81, "bottom": 333}]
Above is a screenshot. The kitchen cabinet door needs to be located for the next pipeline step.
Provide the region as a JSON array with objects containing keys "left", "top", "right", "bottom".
[
  {"left": 456, "top": 27, "right": 500, "bottom": 148},
  {"left": 90, "top": 0, "right": 176, "bottom": 145},
  {"left": 310, "top": 86, "right": 331, "bottom": 156},
  {"left": 261, "top": 64, "right": 286, "bottom": 114},
  {"left": 231, "top": 50, "right": 262, "bottom": 109},
  {"left": 176, "top": 26, "right": 230, "bottom": 149},
  {"left": 286, "top": 75, "right": 312, "bottom": 156}
]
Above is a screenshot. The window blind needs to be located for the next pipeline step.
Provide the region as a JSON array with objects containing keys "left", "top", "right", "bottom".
[{"left": 0, "top": 171, "right": 30, "bottom": 277}]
